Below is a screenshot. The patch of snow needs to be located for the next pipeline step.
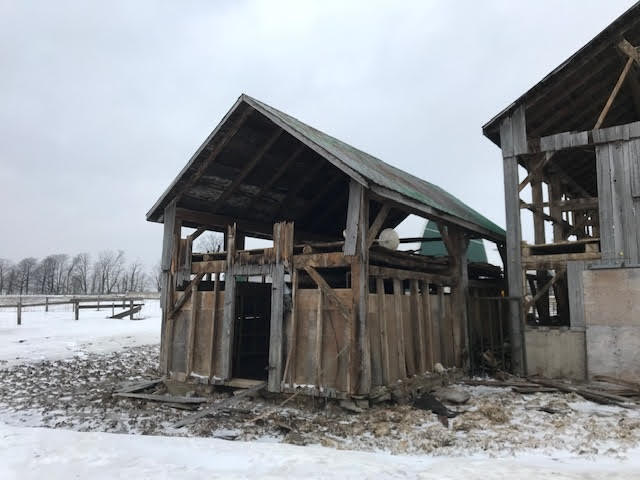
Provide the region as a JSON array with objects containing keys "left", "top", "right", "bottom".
[{"left": 0, "top": 300, "right": 160, "bottom": 367}]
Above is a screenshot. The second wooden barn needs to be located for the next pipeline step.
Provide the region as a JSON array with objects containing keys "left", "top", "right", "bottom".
[{"left": 147, "top": 95, "right": 505, "bottom": 398}]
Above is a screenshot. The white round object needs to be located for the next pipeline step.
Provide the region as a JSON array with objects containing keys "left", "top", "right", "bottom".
[{"left": 378, "top": 228, "right": 400, "bottom": 250}]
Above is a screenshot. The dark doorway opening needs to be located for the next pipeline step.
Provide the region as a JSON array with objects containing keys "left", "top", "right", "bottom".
[{"left": 232, "top": 281, "right": 272, "bottom": 380}]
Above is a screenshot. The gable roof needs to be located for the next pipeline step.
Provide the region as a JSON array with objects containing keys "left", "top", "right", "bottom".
[
  {"left": 483, "top": 2, "right": 640, "bottom": 145},
  {"left": 147, "top": 95, "right": 505, "bottom": 241}
]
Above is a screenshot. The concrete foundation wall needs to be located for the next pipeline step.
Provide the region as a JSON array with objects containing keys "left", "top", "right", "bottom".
[
  {"left": 525, "top": 328, "right": 586, "bottom": 380},
  {"left": 584, "top": 267, "right": 640, "bottom": 381}
]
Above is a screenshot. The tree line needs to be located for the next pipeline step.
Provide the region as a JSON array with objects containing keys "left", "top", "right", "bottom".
[{"left": 0, "top": 250, "right": 158, "bottom": 296}]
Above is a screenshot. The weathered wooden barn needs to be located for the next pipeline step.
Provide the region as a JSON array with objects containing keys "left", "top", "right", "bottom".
[
  {"left": 147, "top": 94, "right": 505, "bottom": 397},
  {"left": 483, "top": 2, "right": 640, "bottom": 381}
]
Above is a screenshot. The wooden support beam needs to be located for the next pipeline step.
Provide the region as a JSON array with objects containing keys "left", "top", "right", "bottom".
[
  {"left": 303, "top": 266, "right": 352, "bottom": 321},
  {"left": 344, "top": 180, "right": 363, "bottom": 256},
  {"left": 524, "top": 269, "right": 566, "bottom": 311},
  {"left": 352, "top": 182, "right": 370, "bottom": 394},
  {"left": 212, "top": 129, "right": 283, "bottom": 211},
  {"left": 315, "top": 289, "right": 323, "bottom": 388},
  {"left": 245, "top": 144, "right": 304, "bottom": 212},
  {"left": 411, "top": 279, "right": 427, "bottom": 374},
  {"left": 594, "top": 56, "right": 633, "bottom": 130},
  {"left": 368, "top": 265, "right": 454, "bottom": 285},
  {"left": 617, "top": 39, "right": 640, "bottom": 118},
  {"left": 282, "top": 268, "right": 298, "bottom": 387},
  {"left": 518, "top": 152, "right": 554, "bottom": 193},
  {"left": 208, "top": 272, "right": 220, "bottom": 379},
  {"left": 501, "top": 110, "right": 525, "bottom": 375},
  {"left": 519, "top": 200, "right": 574, "bottom": 232},
  {"left": 171, "top": 272, "right": 206, "bottom": 315},
  {"left": 188, "top": 227, "right": 206, "bottom": 243},
  {"left": 366, "top": 203, "right": 391, "bottom": 248},
  {"left": 393, "top": 278, "right": 407, "bottom": 378},
  {"left": 376, "top": 277, "right": 390, "bottom": 385},
  {"left": 186, "top": 280, "right": 201, "bottom": 375},
  {"left": 268, "top": 264, "right": 285, "bottom": 392},
  {"left": 292, "top": 252, "right": 351, "bottom": 269}
]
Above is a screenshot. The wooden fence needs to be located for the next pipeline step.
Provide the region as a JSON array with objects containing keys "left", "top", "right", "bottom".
[{"left": 0, "top": 294, "right": 159, "bottom": 325}]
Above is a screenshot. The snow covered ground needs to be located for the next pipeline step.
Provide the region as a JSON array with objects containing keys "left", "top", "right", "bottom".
[
  {"left": 1, "top": 303, "right": 640, "bottom": 479},
  {"left": 3, "top": 423, "right": 640, "bottom": 480},
  {"left": 0, "top": 299, "right": 160, "bottom": 367}
]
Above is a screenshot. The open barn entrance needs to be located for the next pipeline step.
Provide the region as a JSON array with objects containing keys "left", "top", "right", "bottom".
[{"left": 232, "top": 281, "right": 272, "bottom": 380}]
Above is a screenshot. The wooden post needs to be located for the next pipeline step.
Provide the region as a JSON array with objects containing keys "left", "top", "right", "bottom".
[
  {"left": 220, "top": 223, "right": 237, "bottom": 380},
  {"left": 45, "top": 296, "right": 49, "bottom": 312},
  {"left": 376, "top": 277, "right": 390, "bottom": 384},
  {"left": 411, "top": 279, "right": 427, "bottom": 373},
  {"left": 208, "top": 272, "right": 220, "bottom": 379},
  {"left": 315, "top": 289, "right": 323, "bottom": 388},
  {"left": 393, "top": 278, "right": 407, "bottom": 378},
  {"left": 446, "top": 227, "right": 469, "bottom": 369},
  {"left": 346, "top": 180, "right": 370, "bottom": 395},
  {"left": 111, "top": 302, "right": 115, "bottom": 317},
  {"left": 268, "top": 264, "right": 285, "bottom": 392},
  {"left": 17, "top": 297, "right": 22, "bottom": 326},
  {"left": 74, "top": 300, "right": 79, "bottom": 320},
  {"left": 160, "top": 199, "right": 178, "bottom": 375},
  {"left": 129, "top": 299, "right": 134, "bottom": 320},
  {"left": 531, "top": 160, "right": 550, "bottom": 323},
  {"left": 500, "top": 107, "right": 527, "bottom": 375}
]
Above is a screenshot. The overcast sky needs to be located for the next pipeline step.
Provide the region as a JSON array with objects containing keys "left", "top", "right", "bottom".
[{"left": 0, "top": 0, "right": 634, "bottom": 269}]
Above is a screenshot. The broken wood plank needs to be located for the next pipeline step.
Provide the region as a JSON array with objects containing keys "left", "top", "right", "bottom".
[
  {"left": 593, "top": 375, "right": 640, "bottom": 392},
  {"left": 174, "top": 382, "right": 265, "bottom": 428},
  {"left": 512, "top": 386, "right": 558, "bottom": 394},
  {"left": 529, "top": 378, "right": 637, "bottom": 407},
  {"left": 116, "top": 378, "right": 163, "bottom": 394},
  {"left": 113, "top": 392, "right": 209, "bottom": 404}
]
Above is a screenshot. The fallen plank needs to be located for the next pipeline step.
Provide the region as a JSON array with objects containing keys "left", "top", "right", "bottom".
[
  {"left": 593, "top": 375, "right": 640, "bottom": 392},
  {"left": 529, "top": 378, "right": 637, "bottom": 408},
  {"left": 175, "top": 382, "right": 265, "bottom": 428},
  {"left": 116, "top": 378, "right": 163, "bottom": 394},
  {"left": 512, "top": 386, "right": 558, "bottom": 394},
  {"left": 113, "top": 392, "right": 209, "bottom": 404},
  {"left": 110, "top": 305, "right": 142, "bottom": 319},
  {"left": 461, "top": 379, "right": 541, "bottom": 388}
]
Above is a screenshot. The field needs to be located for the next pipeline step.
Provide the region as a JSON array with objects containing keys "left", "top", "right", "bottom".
[{"left": 1, "top": 300, "right": 640, "bottom": 479}]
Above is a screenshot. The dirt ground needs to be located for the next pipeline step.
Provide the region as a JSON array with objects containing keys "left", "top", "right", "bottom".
[{"left": 1, "top": 345, "right": 639, "bottom": 458}]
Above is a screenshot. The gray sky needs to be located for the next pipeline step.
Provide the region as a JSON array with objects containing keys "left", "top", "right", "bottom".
[{"left": 0, "top": 0, "right": 634, "bottom": 268}]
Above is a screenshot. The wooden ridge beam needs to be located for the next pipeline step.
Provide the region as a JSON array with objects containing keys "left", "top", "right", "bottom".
[{"left": 211, "top": 128, "right": 283, "bottom": 211}]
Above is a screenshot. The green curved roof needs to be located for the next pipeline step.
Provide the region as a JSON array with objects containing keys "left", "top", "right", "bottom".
[{"left": 419, "top": 220, "right": 487, "bottom": 263}]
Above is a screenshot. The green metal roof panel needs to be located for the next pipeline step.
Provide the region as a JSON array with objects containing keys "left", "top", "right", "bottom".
[
  {"left": 244, "top": 95, "right": 505, "bottom": 239},
  {"left": 419, "top": 220, "right": 488, "bottom": 263}
]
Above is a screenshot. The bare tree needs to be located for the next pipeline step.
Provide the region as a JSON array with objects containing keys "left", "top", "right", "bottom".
[
  {"left": 194, "top": 231, "right": 223, "bottom": 253},
  {"left": 16, "top": 257, "right": 38, "bottom": 294},
  {"left": 152, "top": 262, "right": 163, "bottom": 292},
  {"left": 71, "top": 253, "right": 90, "bottom": 294},
  {"left": 0, "top": 258, "right": 12, "bottom": 294}
]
